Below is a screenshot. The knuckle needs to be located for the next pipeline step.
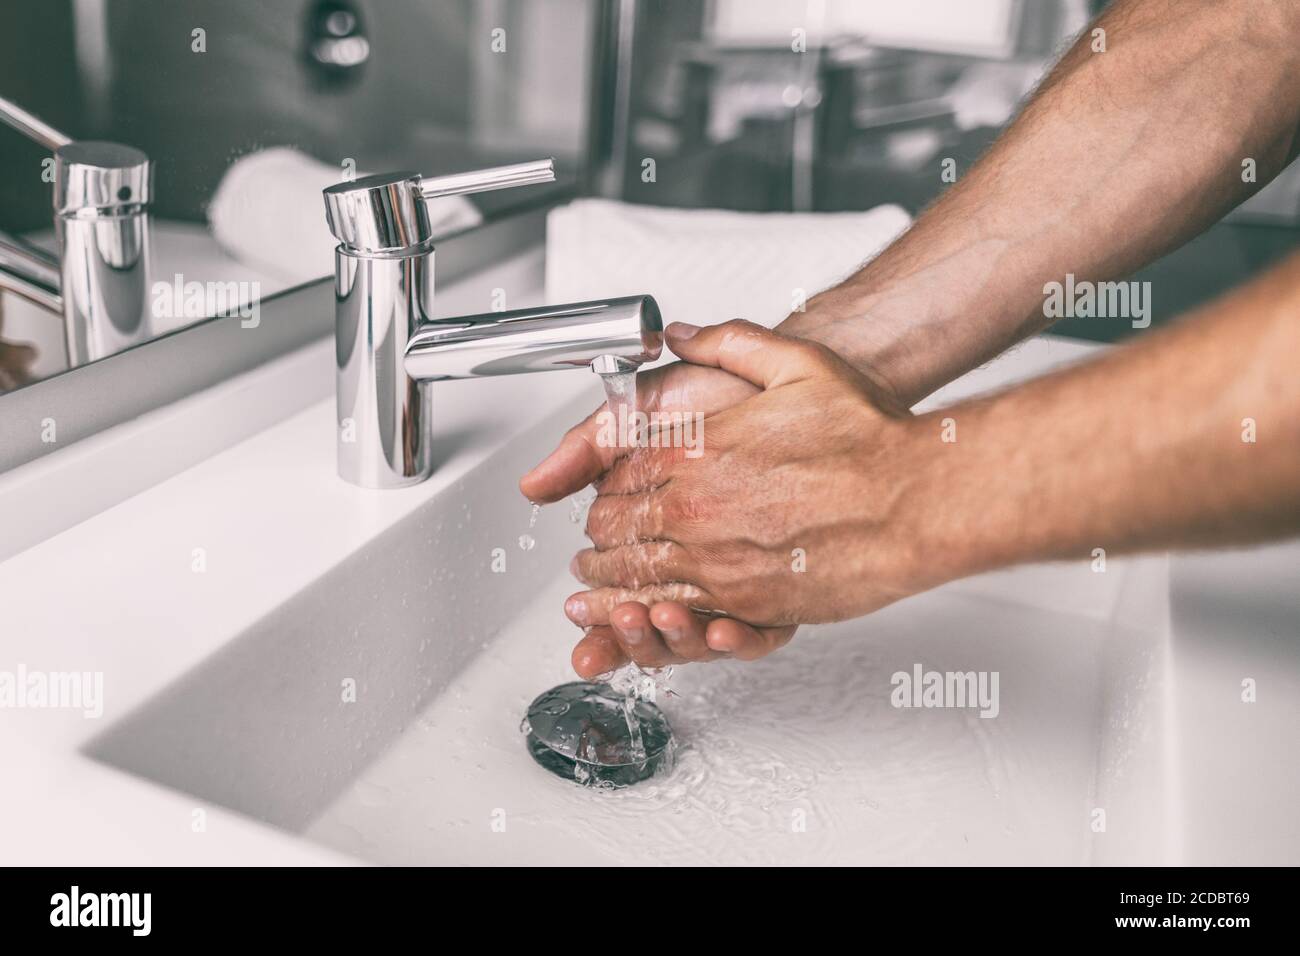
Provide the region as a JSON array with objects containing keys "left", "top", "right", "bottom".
[
  {"left": 722, "top": 318, "right": 759, "bottom": 334},
  {"left": 788, "top": 335, "right": 837, "bottom": 370},
  {"left": 583, "top": 500, "right": 607, "bottom": 538},
  {"left": 569, "top": 412, "right": 600, "bottom": 444},
  {"left": 664, "top": 489, "right": 711, "bottom": 527}
]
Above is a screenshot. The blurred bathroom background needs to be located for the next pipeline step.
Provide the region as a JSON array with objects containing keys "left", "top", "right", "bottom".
[{"left": 1, "top": 0, "right": 1297, "bottom": 390}]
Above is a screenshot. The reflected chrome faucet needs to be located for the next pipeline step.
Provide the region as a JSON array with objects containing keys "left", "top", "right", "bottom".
[
  {"left": 322, "top": 160, "right": 661, "bottom": 489},
  {"left": 0, "top": 94, "right": 153, "bottom": 367}
]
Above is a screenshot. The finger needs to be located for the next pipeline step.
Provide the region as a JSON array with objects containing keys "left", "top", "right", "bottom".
[
  {"left": 571, "top": 626, "right": 628, "bottom": 679},
  {"left": 584, "top": 488, "right": 669, "bottom": 550},
  {"left": 665, "top": 319, "right": 830, "bottom": 390},
  {"left": 705, "top": 617, "right": 798, "bottom": 661},
  {"left": 519, "top": 402, "right": 616, "bottom": 504},
  {"left": 571, "top": 541, "right": 699, "bottom": 590},
  {"left": 608, "top": 602, "right": 678, "bottom": 668},
  {"left": 649, "top": 601, "right": 722, "bottom": 662},
  {"left": 565, "top": 583, "right": 714, "bottom": 628},
  {"left": 594, "top": 444, "right": 682, "bottom": 497}
]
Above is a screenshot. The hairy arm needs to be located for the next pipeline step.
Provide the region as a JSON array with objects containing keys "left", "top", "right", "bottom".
[
  {"left": 910, "top": 251, "right": 1300, "bottom": 588},
  {"left": 783, "top": 0, "right": 1300, "bottom": 405}
]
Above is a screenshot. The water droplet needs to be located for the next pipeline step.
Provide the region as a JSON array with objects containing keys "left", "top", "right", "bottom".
[
  {"left": 569, "top": 487, "right": 597, "bottom": 524},
  {"left": 518, "top": 534, "right": 535, "bottom": 551}
]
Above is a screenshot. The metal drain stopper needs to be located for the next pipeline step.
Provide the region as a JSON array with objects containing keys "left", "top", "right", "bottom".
[{"left": 523, "top": 681, "right": 674, "bottom": 788}]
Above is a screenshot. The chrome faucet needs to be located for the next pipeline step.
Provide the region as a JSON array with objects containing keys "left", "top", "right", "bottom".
[
  {"left": 322, "top": 159, "right": 661, "bottom": 489},
  {"left": 0, "top": 94, "right": 153, "bottom": 367}
]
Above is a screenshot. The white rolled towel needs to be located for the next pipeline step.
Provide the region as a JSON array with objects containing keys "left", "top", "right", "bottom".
[
  {"left": 208, "top": 147, "right": 483, "bottom": 285},
  {"left": 546, "top": 199, "right": 911, "bottom": 334}
]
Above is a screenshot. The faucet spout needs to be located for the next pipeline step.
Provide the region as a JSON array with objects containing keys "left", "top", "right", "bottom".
[
  {"left": 402, "top": 296, "right": 661, "bottom": 382},
  {"left": 0, "top": 230, "right": 62, "bottom": 314}
]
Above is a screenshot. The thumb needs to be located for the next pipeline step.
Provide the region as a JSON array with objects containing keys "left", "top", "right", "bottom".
[
  {"left": 665, "top": 319, "right": 828, "bottom": 390},
  {"left": 518, "top": 401, "right": 611, "bottom": 503}
]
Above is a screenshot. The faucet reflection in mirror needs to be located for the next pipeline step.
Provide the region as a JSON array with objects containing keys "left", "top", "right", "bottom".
[
  {"left": 0, "top": 94, "right": 153, "bottom": 370},
  {"left": 323, "top": 159, "right": 662, "bottom": 489}
]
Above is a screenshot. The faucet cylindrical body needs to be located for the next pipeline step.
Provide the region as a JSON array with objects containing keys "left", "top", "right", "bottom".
[
  {"left": 54, "top": 141, "right": 153, "bottom": 366},
  {"left": 0, "top": 96, "right": 154, "bottom": 369},
  {"left": 335, "top": 241, "right": 436, "bottom": 489}
]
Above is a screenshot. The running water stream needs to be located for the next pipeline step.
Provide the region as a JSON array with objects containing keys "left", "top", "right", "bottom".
[
  {"left": 520, "top": 368, "right": 680, "bottom": 786},
  {"left": 599, "top": 369, "right": 639, "bottom": 448},
  {"left": 596, "top": 368, "right": 650, "bottom": 767}
]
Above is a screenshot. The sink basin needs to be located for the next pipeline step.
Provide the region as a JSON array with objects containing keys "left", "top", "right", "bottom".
[
  {"left": 74, "top": 329, "right": 1297, "bottom": 865},
  {"left": 80, "top": 350, "right": 1177, "bottom": 864},
  {"left": 83, "top": 483, "right": 1171, "bottom": 864},
  {"left": 300, "top": 558, "right": 1171, "bottom": 866}
]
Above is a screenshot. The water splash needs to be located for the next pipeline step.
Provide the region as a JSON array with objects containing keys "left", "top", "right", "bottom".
[
  {"left": 310, "top": 580, "right": 1104, "bottom": 866},
  {"left": 519, "top": 502, "right": 541, "bottom": 550},
  {"left": 620, "top": 696, "right": 646, "bottom": 763},
  {"left": 607, "top": 662, "right": 676, "bottom": 704},
  {"left": 569, "top": 487, "right": 597, "bottom": 524},
  {"left": 607, "top": 663, "right": 677, "bottom": 766},
  {"left": 523, "top": 681, "right": 673, "bottom": 788}
]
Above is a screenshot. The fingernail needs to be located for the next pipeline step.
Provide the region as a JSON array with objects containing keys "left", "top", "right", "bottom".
[
  {"left": 565, "top": 596, "right": 588, "bottom": 624},
  {"left": 568, "top": 555, "right": 581, "bottom": 579},
  {"left": 666, "top": 322, "right": 700, "bottom": 340},
  {"left": 706, "top": 633, "right": 734, "bottom": 652},
  {"left": 621, "top": 626, "right": 644, "bottom": 645}
]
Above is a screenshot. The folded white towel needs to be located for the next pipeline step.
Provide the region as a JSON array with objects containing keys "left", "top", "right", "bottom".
[
  {"left": 207, "top": 147, "right": 483, "bottom": 285},
  {"left": 546, "top": 199, "right": 911, "bottom": 334}
]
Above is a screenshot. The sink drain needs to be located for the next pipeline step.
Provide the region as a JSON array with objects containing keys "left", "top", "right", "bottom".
[{"left": 523, "top": 681, "right": 674, "bottom": 788}]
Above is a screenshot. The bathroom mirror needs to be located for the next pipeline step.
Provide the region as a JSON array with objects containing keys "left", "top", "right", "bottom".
[{"left": 0, "top": 0, "right": 595, "bottom": 394}]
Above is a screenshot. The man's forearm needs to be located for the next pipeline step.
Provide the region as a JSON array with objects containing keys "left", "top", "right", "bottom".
[
  {"left": 782, "top": 0, "right": 1300, "bottom": 407},
  {"left": 905, "top": 251, "right": 1300, "bottom": 589}
]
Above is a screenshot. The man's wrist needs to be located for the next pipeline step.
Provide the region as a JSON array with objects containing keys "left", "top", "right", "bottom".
[
  {"left": 889, "top": 402, "right": 1028, "bottom": 593},
  {"left": 778, "top": 290, "right": 921, "bottom": 410}
]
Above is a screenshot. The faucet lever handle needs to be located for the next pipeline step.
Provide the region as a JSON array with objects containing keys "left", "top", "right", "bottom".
[
  {"left": 324, "top": 160, "right": 555, "bottom": 255},
  {"left": 420, "top": 158, "right": 555, "bottom": 201},
  {"left": 0, "top": 93, "right": 72, "bottom": 151}
]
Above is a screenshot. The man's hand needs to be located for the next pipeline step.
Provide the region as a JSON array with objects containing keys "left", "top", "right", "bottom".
[
  {"left": 520, "top": 347, "right": 792, "bottom": 678},
  {"left": 519, "top": 359, "right": 757, "bottom": 504},
  {"left": 562, "top": 320, "right": 929, "bottom": 677},
  {"left": 557, "top": 249, "right": 1300, "bottom": 678}
]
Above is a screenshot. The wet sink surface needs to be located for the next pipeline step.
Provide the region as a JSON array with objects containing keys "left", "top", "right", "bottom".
[
  {"left": 78, "top": 334, "right": 1183, "bottom": 865},
  {"left": 304, "top": 568, "right": 1120, "bottom": 866}
]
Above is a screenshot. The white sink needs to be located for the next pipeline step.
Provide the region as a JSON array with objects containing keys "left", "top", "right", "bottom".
[{"left": 76, "top": 333, "right": 1190, "bottom": 865}]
